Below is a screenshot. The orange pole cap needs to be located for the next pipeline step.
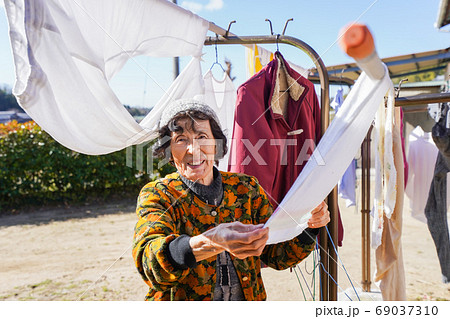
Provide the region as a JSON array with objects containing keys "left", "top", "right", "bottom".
[{"left": 339, "top": 23, "right": 375, "bottom": 60}]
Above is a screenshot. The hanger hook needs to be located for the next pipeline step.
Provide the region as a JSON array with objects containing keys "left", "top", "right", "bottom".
[
  {"left": 225, "top": 20, "right": 236, "bottom": 38},
  {"left": 282, "top": 18, "right": 293, "bottom": 35},
  {"left": 395, "top": 78, "right": 408, "bottom": 98},
  {"left": 210, "top": 34, "right": 225, "bottom": 73},
  {"left": 214, "top": 34, "right": 219, "bottom": 63},
  {"left": 265, "top": 19, "right": 274, "bottom": 35},
  {"left": 276, "top": 34, "right": 280, "bottom": 52}
]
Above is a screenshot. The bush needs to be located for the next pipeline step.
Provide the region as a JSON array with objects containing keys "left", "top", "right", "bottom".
[{"left": 0, "top": 121, "right": 175, "bottom": 212}]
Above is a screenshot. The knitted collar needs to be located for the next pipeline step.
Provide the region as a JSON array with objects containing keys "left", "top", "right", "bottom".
[{"left": 179, "top": 167, "right": 223, "bottom": 206}]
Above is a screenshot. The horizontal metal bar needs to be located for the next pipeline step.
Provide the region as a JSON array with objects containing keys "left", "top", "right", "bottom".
[
  {"left": 402, "top": 107, "right": 429, "bottom": 113},
  {"left": 326, "top": 51, "right": 450, "bottom": 75},
  {"left": 205, "top": 35, "right": 318, "bottom": 59},
  {"left": 390, "top": 65, "right": 447, "bottom": 78},
  {"left": 385, "top": 51, "right": 450, "bottom": 67},
  {"left": 395, "top": 92, "right": 450, "bottom": 106}
]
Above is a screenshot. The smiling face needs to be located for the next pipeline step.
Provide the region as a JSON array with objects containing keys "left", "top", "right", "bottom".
[{"left": 170, "top": 118, "right": 216, "bottom": 185}]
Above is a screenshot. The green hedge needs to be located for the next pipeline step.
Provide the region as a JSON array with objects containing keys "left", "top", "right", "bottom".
[{"left": 0, "top": 121, "right": 175, "bottom": 211}]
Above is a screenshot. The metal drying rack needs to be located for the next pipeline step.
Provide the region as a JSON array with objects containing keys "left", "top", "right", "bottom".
[{"left": 206, "top": 19, "right": 450, "bottom": 300}]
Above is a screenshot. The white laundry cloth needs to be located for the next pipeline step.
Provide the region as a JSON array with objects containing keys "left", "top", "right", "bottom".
[
  {"left": 203, "top": 70, "right": 237, "bottom": 171},
  {"left": 265, "top": 65, "right": 393, "bottom": 245},
  {"left": 405, "top": 126, "right": 439, "bottom": 223},
  {"left": 141, "top": 57, "right": 205, "bottom": 137},
  {"left": 372, "top": 88, "right": 397, "bottom": 248},
  {"left": 4, "top": 0, "right": 209, "bottom": 155},
  {"left": 374, "top": 107, "right": 406, "bottom": 300}
]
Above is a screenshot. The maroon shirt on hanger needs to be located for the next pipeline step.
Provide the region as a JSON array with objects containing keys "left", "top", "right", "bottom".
[
  {"left": 229, "top": 52, "right": 320, "bottom": 206},
  {"left": 228, "top": 52, "right": 344, "bottom": 245}
]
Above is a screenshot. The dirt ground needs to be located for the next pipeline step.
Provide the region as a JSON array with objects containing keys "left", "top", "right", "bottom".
[{"left": 0, "top": 194, "right": 449, "bottom": 301}]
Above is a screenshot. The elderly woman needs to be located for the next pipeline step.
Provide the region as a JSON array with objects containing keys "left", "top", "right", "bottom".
[{"left": 132, "top": 99, "right": 330, "bottom": 301}]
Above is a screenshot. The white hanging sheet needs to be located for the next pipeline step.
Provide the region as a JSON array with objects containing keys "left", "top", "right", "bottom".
[
  {"left": 203, "top": 70, "right": 237, "bottom": 171},
  {"left": 404, "top": 126, "right": 439, "bottom": 223},
  {"left": 372, "top": 88, "right": 397, "bottom": 248},
  {"left": 265, "top": 65, "right": 393, "bottom": 244},
  {"left": 140, "top": 57, "right": 205, "bottom": 137},
  {"left": 4, "top": 0, "right": 209, "bottom": 155}
]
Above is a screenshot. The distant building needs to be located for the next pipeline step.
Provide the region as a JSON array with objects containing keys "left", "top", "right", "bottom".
[{"left": 0, "top": 111, "right": 32, "bottom": 124}]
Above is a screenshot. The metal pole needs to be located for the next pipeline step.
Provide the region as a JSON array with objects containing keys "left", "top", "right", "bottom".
[
  {"left": 361, "top": 126, "right": 373, "bottom": 292},
  {"left": 172, "top": 0, "right": 179, "bottom": 79},
  {"left": 361, "top": 134, "right": 366, "bottom": 290},
  {"left": 173, "top": 56, "right": 180, "bottom": 79},
  {"left": 328, "top": 187, "right": 339, "bottom": 301},
  {"left": 320, "top": 226, "right": 329, "bottom": 300},
  {"left": 366, "top": 127, "right": 373, "bottom": 291}
]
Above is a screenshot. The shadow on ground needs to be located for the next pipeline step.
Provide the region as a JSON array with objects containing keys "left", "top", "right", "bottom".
[{"left": 0, "top": 198, "right": 136, "bottom": 227}]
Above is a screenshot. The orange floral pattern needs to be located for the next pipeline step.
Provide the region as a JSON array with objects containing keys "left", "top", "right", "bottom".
[
  {"left": 132, "top": 171, "right": 316, "bottom": 301},
  {"left": 237, "top": 184, "right": 249, "bottom": 195}
]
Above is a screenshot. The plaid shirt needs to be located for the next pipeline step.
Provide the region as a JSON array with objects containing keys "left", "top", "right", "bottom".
[{"left": 132, "top": 171, "right": 315, "bottom": 300}]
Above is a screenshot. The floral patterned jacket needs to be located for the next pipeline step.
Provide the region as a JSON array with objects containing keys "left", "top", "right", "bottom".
[{"left": 132, "top": 171, "right": 316, "bottom": 301}]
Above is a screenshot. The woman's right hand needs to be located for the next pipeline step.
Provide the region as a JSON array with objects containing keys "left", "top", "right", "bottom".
[{"left": 189, "top": 222, "right": 269, "bottom": 262}]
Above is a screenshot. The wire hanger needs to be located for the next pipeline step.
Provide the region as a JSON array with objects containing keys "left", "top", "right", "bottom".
[
  {"left": 209, "top": 34, "right": 226, "bottom": 73},
  {"left": 265, "top": 19, "right": 280, "bottom": 52}
]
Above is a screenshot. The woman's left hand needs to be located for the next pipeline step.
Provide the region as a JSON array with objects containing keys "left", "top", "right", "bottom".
[{"left": 308, "top": 201, "right": 330, "bottom": 228}]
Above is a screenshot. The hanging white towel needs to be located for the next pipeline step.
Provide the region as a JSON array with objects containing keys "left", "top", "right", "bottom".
[
  {"left": 405, "top": 126, "right": 439, "bottom": 223},
  {"left": 372, "top": 88, "right": 397, "bottom": 248},
  {"left": 265, "top": 65, "right": 393, "bottom": 245},
  {"left": 374, "top": 107, "right": 407, "bottom": 300},
  {"left": 4, "top": 0, "right": 209, "bottom": 155},
  {"left": 140, "top": 57, "right": 205, "bottom": 136}
]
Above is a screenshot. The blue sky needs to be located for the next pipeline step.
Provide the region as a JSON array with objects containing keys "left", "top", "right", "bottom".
[{"left": 0, "top": 0, "right": 449, "bottom": 108}]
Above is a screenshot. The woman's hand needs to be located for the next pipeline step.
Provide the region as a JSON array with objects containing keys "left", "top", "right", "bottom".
[
  {"left": 308, "top": 201, "right": 331, "bottom": 228},
  {"left": 189, "top": 222, "right": 269, "bottom": 262}
]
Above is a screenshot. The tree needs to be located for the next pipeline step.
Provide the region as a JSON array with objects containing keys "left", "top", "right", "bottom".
[{"left": 0, "top": 86, "right": 23, "bottom": 112}]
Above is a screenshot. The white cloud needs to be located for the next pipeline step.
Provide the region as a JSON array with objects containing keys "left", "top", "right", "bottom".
[
  {"left": 0, "top": 0, "right": 4, "bottom": 8},
  {"left": 205, "top": 0, "right": 224, "bottom": 11},
  {"left": 181, "top": 1, "right": 204, "bottom": 13},
  {"left": 181, "top": 0, "right": 224, "bottom": 13}
]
